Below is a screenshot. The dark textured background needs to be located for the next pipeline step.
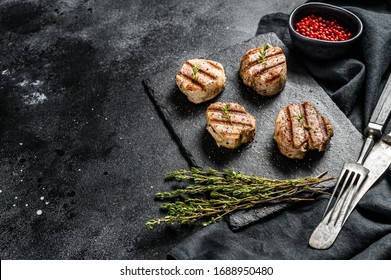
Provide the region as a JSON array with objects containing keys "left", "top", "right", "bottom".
[{"left": 0, "top": 0, "right": 307, "bottom": 259}]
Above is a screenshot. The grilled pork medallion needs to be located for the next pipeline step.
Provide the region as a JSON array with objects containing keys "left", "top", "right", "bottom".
[
  {"left": 240, "top": 44, "right": 287, "bottom": 96},
  {"left": 206, "top": 102, "right": 256, "bottom": 149},
  {"left": 274, "top": 102, "right": 334, "bottom": 159},
  {"left": 176, "top": 59, "right": 226, "bottom": 104}
]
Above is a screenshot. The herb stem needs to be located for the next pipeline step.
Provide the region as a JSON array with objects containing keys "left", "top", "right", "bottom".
[{"left": 146, "top": 168, "right": 334, "bottom": 229}]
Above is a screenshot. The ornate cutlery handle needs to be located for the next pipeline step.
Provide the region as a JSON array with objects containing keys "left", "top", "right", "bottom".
[
  {"left": 366, "top": 73, "right": 391, "bottom": 137},
  {"left": 359, "top": 74, "right": 391, "bottom": 164}
]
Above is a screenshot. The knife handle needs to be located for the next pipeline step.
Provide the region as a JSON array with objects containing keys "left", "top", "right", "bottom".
[
  {"left": 369, "top": 73, "right": 391, "bottom": 130},
  {"left": 383, "top": 132, "right": 391, "bottom": 144}
]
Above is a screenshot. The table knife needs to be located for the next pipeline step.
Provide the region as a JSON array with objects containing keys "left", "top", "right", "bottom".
[{"left": 309, "top": 131, "right": 391, "bottom": 249}]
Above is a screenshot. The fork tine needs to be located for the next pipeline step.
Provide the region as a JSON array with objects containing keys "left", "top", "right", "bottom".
[
  {"left": 342, "top": 174, "right": 367, "bottom": 224},
  {"left": 331, "top": 172, "right": 360, "bottom": 226},
  {"left": 325, "top": 169, "right": 353, "bottom": 223},
  {"left": 325, "top": 168, "right": 368, "bottom": 227},
  {"left": 323, "top": 167, "right": 348, "bottom": 217}
]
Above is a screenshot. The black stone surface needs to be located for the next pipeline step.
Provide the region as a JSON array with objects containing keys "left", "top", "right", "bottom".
[
  {"left": 0, "top": 0, "right": 311, "bottom": 260},
  {"left": 144, "top": 32, "right": 362, "bottom": 228}
]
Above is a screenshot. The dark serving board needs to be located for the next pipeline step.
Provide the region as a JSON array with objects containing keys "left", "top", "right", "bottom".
[{"left": 143, "top": 32, "right": 363, "bottom": 230}]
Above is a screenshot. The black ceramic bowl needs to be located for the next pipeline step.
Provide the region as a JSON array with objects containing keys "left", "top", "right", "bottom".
[{"left": 289, "top": 2, "right": 363, "bottom": 61}]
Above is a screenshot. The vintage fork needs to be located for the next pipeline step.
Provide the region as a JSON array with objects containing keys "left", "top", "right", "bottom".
[
  {"left": 320, "top": 73, "right": 391, "bottom": 233},
  {"left": 309, "top": 131, "right": 391, "bottom": 249}
]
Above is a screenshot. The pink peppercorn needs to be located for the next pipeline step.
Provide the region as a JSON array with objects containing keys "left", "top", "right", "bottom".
[{"left": 295, "top": 14, "right": 352, "bottom": 41}]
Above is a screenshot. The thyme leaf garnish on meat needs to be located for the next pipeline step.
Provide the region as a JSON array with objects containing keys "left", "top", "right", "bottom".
[
  {"left": 192, "top": 65, "right": 200, "bottom": 80},
  {"left": 296, "top": 113, "right": 305, "bottom": 127},
  {"left": 259, "top": 43, "right": 270, "bottom": 62},
  {"left": 296, "top": 114, "right": 311, "bottom": 129},
  {"left": 146, "top": 167, "right": 334, "bottom": 229},
  {"left": 221, "top": 104, "right": 231, "bottom": 119}
]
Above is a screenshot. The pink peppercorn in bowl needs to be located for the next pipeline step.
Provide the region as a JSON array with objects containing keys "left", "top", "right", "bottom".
[{"left": 288, "top": 2, "right": 363, "bottom": 61}]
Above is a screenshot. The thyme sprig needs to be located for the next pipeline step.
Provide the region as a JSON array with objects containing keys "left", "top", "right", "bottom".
[
  {"left": 146, "top": 168, "right": 334, "bottom": 229},
  {"left": 192, "top": 65, "right": 200, "bottom": 80},
  {"left": 259, "top": 43, "right": 270, "bottom": 62},
  {"left": 295, "top": 114, "right": 311, "bottom": 129},
  {"left": 296, "top": 114, "right": 305, "bottom": 128},
  {"left": 221, "top": 104, "right": 230, "bottom": 119}
]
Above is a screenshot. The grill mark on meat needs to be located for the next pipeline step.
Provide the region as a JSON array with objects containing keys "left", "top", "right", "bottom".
[
  {"left": 207, "top": 127, "right": 242, "bottom": 148},
  {"left": 304, "top": 104, "right": 315, "bottom": 148},
  {"left": 264, "top": 70, "right": 285, "bottom": 83},
  {"left": 242, "top": 48, "right": 261, "bottom": 62},
  {"left": 205, "top": 60, "right": 223, "bottom": 71},
  {"left": 185, "top": 61, "right": 217, "bottom": 79},
  {"left": 252, "top": 60, "right": 286, "bottom": 77},
  {"left": 244, "top": 50, "right": 284, "bottom": 71},
  {"left": 207, "top": 118, "right": 255, "bottom": 128},
  {"left": 288, "top": 104, "right": 309, "bottom": 149},
  {"left": 207, "top": 108, "right": 248, "bottom": 116},
  {"left": 303, "top": 102, "right": 328, "bottom": 150},
  {"left": 242, "top": 46, "right": 282, "bottom": 61},
  {"left": 177, "top": 72, "right": 205, "bottom": 90},
  {"left": 265, "top": 48, "right": 283, "bottom": 57},
  {"left": 303, "top": 103, "right": 313, "bottom": 148},
  {"left": 287, "top": 105, "right": 298, "bottom": 148},
  {"left": 212, "top": 128, "right": 241, "bottom": 137},
  {"left": 285, "top": 107, "right": 294, "bottom": 146}
]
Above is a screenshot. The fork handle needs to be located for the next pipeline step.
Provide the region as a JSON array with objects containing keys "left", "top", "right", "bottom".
[
  {"left": 367, "top": 73, "right": 391, "bottom": 135},
  {"left": 356, "top": 136, "right": 374, "bottom": 165}
]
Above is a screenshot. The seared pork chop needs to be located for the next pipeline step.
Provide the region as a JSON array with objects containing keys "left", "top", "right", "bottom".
[
  {"left": 206, "top": 102, "right": 256, "bottom": 149},
  {"left": 274, "top": 102, "right": 334, "bottom": 159},
  {"left": 240, "top": 44, "right": 287, "bottom": 96},
  {"left": 176, "top": 59, "right": 226, "bottom": 104}
]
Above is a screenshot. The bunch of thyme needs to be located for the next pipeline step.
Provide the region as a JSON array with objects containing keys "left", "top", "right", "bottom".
[{"left": 146, "top": 167, "right": 333, "bottom": 229}]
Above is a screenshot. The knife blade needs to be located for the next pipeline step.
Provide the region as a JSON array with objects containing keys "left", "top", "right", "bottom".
[{"left": 309, "top": 131, "right": 391, "bottom": 249}]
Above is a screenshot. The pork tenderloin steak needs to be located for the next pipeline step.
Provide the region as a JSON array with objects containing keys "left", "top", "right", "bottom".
[
  {"left": 176, "top": 59, "right": 226, "bottom": 104},
  {"left": 240, "top": 44, "right": 287, "bottom": 96},
  {"left": 274, "top": 102, "right": 334, "bottom": 159},
  {"left": 206, "top": 102, "right": 256, "bottom": 149}
]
